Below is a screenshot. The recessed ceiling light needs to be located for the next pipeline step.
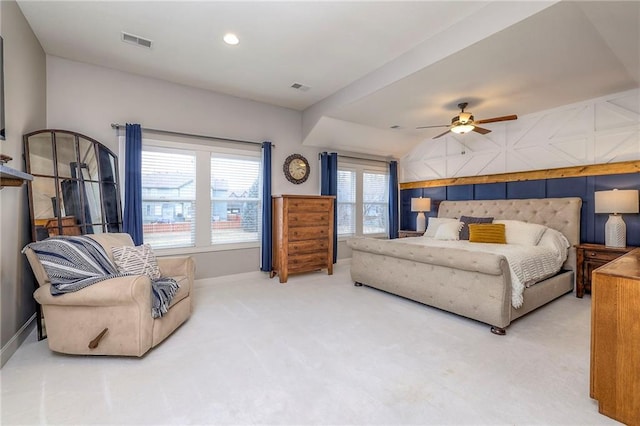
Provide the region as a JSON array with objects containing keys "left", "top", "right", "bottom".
[{"left": 223, "top": 33, "right": 239, "bottom": 45}]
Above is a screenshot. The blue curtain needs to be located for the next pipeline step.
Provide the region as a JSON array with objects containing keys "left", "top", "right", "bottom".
[
  {"left": 123, "top": 123, "right": 143, "bottom": 245},
  {"left": 388, "top": 160, "right": 399, "bottom": 239},
  {"left": 260, "top": 142, "right": 273, "bottom": 272},
  {"left": 320, "top": 152, "right": 338, "bottom": 263}
]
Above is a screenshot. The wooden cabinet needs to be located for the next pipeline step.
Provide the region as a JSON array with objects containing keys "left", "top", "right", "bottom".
[
  {"left": 575, "top": 243, "right": 636, "bottom": 298},
  {"left": 590, "top": 248, "right": 640, "bottom": 425},
  {"left": 271, "top": 195, "right": 335, "bottom": 283}
]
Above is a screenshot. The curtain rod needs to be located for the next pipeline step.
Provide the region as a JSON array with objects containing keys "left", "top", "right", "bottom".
[
  {"left": 110, "top": 123, "right": 273, "bottom": 148},
  {"left": 319, "top": 152, "right": 392, "bottom": 164}
]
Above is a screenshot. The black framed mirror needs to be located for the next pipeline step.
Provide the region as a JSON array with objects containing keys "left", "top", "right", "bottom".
[
  {"left": 24, "top": 129, "right": 122, "bottom": 241},
  {"left": 24, "top": 129, "right": 123, "bottom": 339}
]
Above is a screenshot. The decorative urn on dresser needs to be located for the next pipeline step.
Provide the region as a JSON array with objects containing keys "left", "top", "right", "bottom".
[{"left": 271, "top": 195, "right": 335, "bottom": 283}]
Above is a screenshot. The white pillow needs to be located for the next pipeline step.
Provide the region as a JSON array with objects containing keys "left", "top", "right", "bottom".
[
  {"left": 111, "top": 244, "right": 162, "bottom": 279},
  {"left": 494, "top": 220, "right": 548, "bottom": 246},
  {"left": 537, "top": 228, "right": 570, "bottom": 263},
  {"left": 424, "top": 217, "right": 459, "bottom": 238},
  {"left": 434, "top": 221, "right": 463, "bottom": 240}
]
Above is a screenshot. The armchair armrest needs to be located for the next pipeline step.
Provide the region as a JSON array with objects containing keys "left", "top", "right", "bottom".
[
  {"left": 34, "top": 275, "right": 152, "bottom": 308},
  {"left": 157, "top": 256, "right": 195, "bottom": 279}
]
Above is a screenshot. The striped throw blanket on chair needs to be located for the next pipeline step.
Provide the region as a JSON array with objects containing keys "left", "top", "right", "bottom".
[{"left": 23, "top": 236, "right": 178, "bottom": 318}]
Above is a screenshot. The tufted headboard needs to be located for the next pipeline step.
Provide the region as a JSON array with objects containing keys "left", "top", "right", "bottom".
[{"left": 438, "top": 197, "right": 582, "bottom": 271}]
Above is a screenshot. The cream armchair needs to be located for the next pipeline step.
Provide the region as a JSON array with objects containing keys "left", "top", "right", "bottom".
[{"left": 24, "top": 233, "right": 195, "bottom": 356}]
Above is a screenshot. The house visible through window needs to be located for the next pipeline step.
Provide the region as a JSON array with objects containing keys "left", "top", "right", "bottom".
[
  {"left": 211, "top": 155, "right": 261, "bottom": 245},
  {"left": 337, "top": 160, "right": 389, "bottom": 237},
  {"left": 141, "top": 148, "right": 196, "bottom": 249},
  {"left": 141, "top": 139, "right": 261, "bottom": 250}
]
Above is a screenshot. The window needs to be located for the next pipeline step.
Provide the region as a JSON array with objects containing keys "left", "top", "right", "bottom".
[
  {"left": 337, "top": 169, "right": 356, "bottom": 235},
  {"left": 210, "top": 154, "right": 261, "bottom": 245},
  {"left": 337, "top": 161, "right": 389, "bottom": 237},
  {"left": 141, "top": 138, "right": 261, "bottom": 250},
  {"left": 363, "top": 171, "right": 389, "bottom": 235},
  {"left": 141, "top": 148, "right": 196, "bottom": 249}
]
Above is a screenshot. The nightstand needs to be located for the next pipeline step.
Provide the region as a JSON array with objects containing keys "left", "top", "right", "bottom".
[
  {"left": 398, "top": 230, "right": 424, "bottom": 238},
  {"left": 575, "top": 243, "right": 637, "bottom": 298}
]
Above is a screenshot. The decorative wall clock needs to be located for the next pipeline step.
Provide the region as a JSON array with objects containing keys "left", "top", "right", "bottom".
[{"left": 283, "top": 153, "right": 310, "bottom": 184}]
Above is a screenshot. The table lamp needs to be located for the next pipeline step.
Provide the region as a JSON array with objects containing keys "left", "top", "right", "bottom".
[
  {"left": 411, "top": 197, "right": 431, "bottom": 233},
  {"left": 594, "top": 189, "right": 639, "bottom": 248}
]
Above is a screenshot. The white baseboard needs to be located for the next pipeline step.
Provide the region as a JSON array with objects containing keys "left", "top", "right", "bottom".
[{"left": 1, "top": 314, "right": 36, "bottom": 368}]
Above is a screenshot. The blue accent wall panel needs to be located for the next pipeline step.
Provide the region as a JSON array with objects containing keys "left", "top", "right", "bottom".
[
  {"left": 400, "top": 188, "right": 423, "bottom": 231},
  {"left": 474, "top": 182, "right": 506, "bottom": 200},
  {"left": 422, "top": 186, "right": 447, "bottom": 219},
  {"left": 400, "top": 172, "right": 639, "bottom": 245},
  {"left": 546, "top": 177, "right": 587, "bottom": 198},
  {"left": 447, "top": 185, "right": 474, "bottom": 201},
  {"left": 547, "top": 177, "right": 589, "bottom": 242},
  {"left": 506, "top": 180, "right": 546, "bottom": 199}
]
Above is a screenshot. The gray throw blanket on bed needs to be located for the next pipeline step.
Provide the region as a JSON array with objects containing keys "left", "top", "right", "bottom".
[{"left": 23, "top": 236, "right": 178, "bottom": 318}]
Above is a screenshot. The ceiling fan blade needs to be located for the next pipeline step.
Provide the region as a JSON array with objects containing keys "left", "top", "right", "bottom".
[
  {"left": 472, "top": 126, "right": 491, "bottom": 135},
  {"left": 432, "top": 129, "right": 451, "bottom": 139},
  {"left": 475, "top": 114, "right": 518, "bottom": 124},
  {"left": 416, "top": 124, "right": 449, "bottom": 129}
]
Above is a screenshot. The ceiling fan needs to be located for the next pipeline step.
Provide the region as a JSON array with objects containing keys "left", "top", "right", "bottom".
[{"left": 416, "top": 102, "right": 518, "bottom": 139}]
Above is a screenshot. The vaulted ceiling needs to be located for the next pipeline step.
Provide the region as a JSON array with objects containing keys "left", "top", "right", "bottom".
[{"left": 17, "top": 1, "right": 640, "bottom": 157}]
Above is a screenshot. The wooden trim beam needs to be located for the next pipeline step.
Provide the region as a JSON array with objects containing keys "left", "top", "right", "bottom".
[{"left": 400, "top": 160, "right": 640, "bottom": 190}]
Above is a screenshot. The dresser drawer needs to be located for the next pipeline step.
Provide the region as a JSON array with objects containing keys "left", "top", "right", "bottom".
[
  {"left": 288, "top": 252, "right": 328, "bottom": 272},
  {"left": 288, "top": 212, "right": 329, "bottom": 227},
  {"left": 289, "top": 226, "right": 329, "bottom": 241},
  {"left": 287, "top": 199, "right": 332, "bottom": 212},
  {"left": 583, "top": 250, "right": 621, "bottom": 262},
  {"left": 289, "top": 239, "right": 329, "bottom": 254}
]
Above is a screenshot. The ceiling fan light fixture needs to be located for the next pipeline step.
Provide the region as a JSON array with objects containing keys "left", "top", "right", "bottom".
[
  {"left": 459, "top": 112, "right": 473, "bottom": 123},
  {"left": 451, "top": 124, "right": 475, "bottom": 134}
]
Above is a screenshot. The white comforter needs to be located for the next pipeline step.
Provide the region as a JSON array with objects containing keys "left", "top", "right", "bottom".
[{"left": 399, "top": 238, "right": 567, "bottom": 308}]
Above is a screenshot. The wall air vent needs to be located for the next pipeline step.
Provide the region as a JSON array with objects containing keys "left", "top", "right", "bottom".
[
  {"left": 121, "top": 32, "right": 153, "bottom": 49},
  {"left": 290, "top": 82, "right": 311, "bottom": 92}
]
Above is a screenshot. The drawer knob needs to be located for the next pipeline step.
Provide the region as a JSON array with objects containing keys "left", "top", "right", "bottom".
[{"left": 590, "top": 252, "right": 597, "bottom": 256}]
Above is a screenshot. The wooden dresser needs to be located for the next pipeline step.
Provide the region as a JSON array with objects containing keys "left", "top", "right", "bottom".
[
  {"left": 590, "top": 248, "right": 640, "bottom": 425},
  {"left": 271, "top": 195, "right": 335, "bottom": 283},
  {"left": 575, "top": 243, "right": 636, "bottom": 298}
]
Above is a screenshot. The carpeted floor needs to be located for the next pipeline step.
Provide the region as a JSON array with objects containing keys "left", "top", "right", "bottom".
[{"left": 0, "top": 262, "right": 619, "bottom": 425}]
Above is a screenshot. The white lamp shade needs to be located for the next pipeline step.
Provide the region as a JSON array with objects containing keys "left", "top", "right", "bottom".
[
  {"left": 411, "top": 197, "right": 431, "bottom": 212},
  {"left": 595, "top": 189, "right": 639, "bottom": 214}
]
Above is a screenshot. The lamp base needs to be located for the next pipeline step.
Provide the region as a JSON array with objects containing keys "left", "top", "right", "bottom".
[
  {"left": 416, "top": 212, "right": 426, "bottom": 233},
  {"left": 604, "top": 214, "right": 626, "bottom": 248}
]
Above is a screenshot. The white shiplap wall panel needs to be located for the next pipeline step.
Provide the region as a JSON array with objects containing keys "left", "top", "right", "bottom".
[{"left": 401, "top": 89, "right": 640, "bottom": 182}]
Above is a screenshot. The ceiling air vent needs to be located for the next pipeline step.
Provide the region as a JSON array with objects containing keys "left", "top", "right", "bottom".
[
  {"left": 121, "top": 32, "right": 153, "bottom": 49},
  {"left": 290, "top": 82, "right": 311, "bottom": 92}
]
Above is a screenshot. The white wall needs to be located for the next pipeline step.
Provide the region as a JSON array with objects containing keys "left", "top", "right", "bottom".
[
  {"left": 46, "top": 56, "right": 338, "bottom": 278},
  {"left": 0, "top": 0, "right": 47, "bottom": 366},
  {"left": 401, "top": 89, "right": 640, "bottom": 182}
]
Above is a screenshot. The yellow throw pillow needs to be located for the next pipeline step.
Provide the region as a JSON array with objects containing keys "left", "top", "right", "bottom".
[{"left": 468, "top": 223, "right": 507, "bottom": 244}]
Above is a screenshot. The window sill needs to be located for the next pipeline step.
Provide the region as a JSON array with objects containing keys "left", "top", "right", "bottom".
[{"left": 154, "top": 241, "right": 260, "bottom": 257}]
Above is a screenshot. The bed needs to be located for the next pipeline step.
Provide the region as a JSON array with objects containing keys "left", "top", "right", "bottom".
[{"left": 347, "top": 197, "right": 582, "bottom": 335}]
